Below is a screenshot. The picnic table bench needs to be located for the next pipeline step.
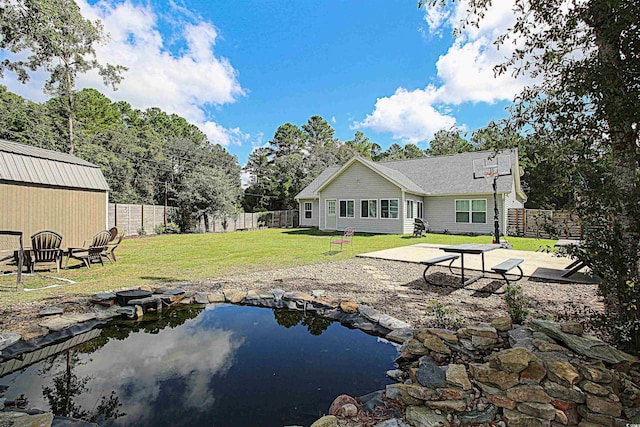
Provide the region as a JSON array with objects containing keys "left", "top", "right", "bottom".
[
  {"left": 420, "top": 244, "right": 524, "bottom": 294},
  {"left": 491, "top": 258, "right": 524, "bottom": 286},
  {"left": 420, "top": 254, "right": 459, "bottom": 285}
]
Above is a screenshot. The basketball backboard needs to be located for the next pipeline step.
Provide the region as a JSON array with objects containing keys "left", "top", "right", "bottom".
[{"left": 472, "top": 155, "right": 512, "bottom": 180}]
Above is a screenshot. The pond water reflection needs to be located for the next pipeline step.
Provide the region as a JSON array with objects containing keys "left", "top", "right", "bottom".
[{"left": 1, "top": 304, "right": 399, "bottom": 426}]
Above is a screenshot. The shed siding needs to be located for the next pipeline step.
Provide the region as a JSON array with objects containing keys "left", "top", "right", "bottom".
[
  {"left": 298, "top": 199, "right": 319, "bottom": 227},
  {"left": 0, "top": 182, "right": 107, "bottom": 247},
  {"left": 425, "top": 194, "right": 506, "bottom": 235},
  {"left": 320, "top": 162, "right": 404, "bottom": 233}
]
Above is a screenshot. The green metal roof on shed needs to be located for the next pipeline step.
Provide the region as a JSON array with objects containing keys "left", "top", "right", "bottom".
[{"left": 0, "top": 139, "right": 110, "bottom": 191}]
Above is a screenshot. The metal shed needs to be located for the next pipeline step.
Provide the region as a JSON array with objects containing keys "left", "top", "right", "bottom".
[{"left": 0, "top": 139, "right": 109, "bottom": 247}]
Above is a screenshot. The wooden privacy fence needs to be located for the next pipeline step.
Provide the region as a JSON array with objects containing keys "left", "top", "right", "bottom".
[
  {"left": 108, "top": 204, "right": 176, "bottom": 236},
  {"left": 507, "top": 208, "right": 582, "bottom": 239},
  {"left": 195, "top": 210, "right": 299, "bottom": 233},
  {"left": 108, "top": 204, "right": 298, "bottom": 235}
]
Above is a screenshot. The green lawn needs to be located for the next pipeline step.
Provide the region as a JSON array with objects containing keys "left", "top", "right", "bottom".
[{"left": 0, "top": 228, "right": 555, "bottom": 305}]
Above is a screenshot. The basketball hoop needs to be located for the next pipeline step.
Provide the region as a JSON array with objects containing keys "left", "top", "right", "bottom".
[{"left": 483, "top": 169, "right": 498, "bottom": 186}]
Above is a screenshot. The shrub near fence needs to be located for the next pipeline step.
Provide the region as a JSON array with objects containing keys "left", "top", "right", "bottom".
[
  {"left": 507, "top": 208, "right": 582, "bottom": 239},
  {"left": 108, "top": 204, "right": 298, "bottom": 235}
]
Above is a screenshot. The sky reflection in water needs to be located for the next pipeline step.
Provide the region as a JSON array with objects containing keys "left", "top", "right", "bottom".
[{"left": 1, "top": 304, "right": 399, "bottom": 426}]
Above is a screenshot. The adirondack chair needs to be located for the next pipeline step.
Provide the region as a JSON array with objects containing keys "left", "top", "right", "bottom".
[
  {"left": 329, "top": 228, "right": 355, "bottom": 253},
  {"left": 108, "top": 226, "right": 119, "bottom": 242},
  {"left": 30, "top": 230, "right": 63, "bottom": 273},
  {"left": 67, "top": 230, "right": 111, "bottom": 268},
  {"left": 103, "top": 229, "right": 125, "bottom": 263},
  {"left": 0, "top": 230, "right": 24, "bottom": 288},
  {"left": 413, "top": 218, "right": 428, "bottom": 237}
]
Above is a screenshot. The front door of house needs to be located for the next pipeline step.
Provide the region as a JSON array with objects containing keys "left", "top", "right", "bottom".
[{"left": 325, "top": 200, "right": 336, "bottom": 230}]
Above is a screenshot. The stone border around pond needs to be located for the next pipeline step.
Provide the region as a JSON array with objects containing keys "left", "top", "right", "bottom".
[{"left": 1, "top": 285, "right": 639, "bottom": 427}]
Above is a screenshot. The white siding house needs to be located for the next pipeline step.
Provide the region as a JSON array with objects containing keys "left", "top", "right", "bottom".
[{"left": 295, "top": 149, "right": 527, "bottom": 235}]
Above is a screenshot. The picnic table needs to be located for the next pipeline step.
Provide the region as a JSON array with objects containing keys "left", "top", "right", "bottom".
[{"left": 439, "top": 243, "right": 502, "bottom": 285}]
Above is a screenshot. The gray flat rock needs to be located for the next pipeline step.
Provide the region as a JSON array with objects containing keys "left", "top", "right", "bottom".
[
  {"left": 416, "top": 361, "right": 446, "bottom": 388},
  {"left": 460, "top": 404, "right": 499, "bottom": 425},
  {"left": 378, "top": 314, "right": 411, "bottom": 330},
  {"left": 0, "top": 332, "right": 21, "bottom": 351},
  {"left": 0, "top": 411, "right": 54, "bottom": 427},
  {"left": 92, "top": 305, "right": 123, "bottom": 320},
  {"left": 386, "top": 328, "right": 413, "bottom": 344},
  {"left": 194, "top": 292, "right": 210, "bottom": 304},
  {"left": 39, "top": 314, "right": 96, "bottom": 332},
  {"left": 358, "top": 305, "right": 382, "bottom": 323},
  {"left": 127, "top": 296, "right": 162, "bottom": 306},
  {"left": 90, "top": 292, "right": 116, "bottom": 301},
  {"left": 405, "top": 406, "right": 446, "bottom": 427},
  {"left": 39, "top": 306, "right": 64, "bottom": 317},
  {"left": 530, "top": 319, "right": 635, "bottom": 364},
  {"left": 162, "top": 288, "right": 185, "bottom": 296},
  {"left": 52, "top": 415, "right": 99, "bottom": 426}
]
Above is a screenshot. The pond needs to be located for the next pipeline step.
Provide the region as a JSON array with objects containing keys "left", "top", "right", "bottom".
[{"left": 0, "top": 304, "right": 400, "bottom": 426}]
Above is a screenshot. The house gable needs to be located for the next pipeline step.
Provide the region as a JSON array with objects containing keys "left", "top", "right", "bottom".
[{"left": 316, "top": 157, "right": 424, "bottom": 195}]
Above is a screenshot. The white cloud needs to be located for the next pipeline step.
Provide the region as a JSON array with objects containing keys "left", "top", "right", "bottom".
[
  {"left": 357, "top": 0, "right": 536, "bottom": 144},
  {"left": 2, "top": 0, "right": 248, "bottom": 147},
  {"left": 422, "top": 6, "right": 451, "bottom": 36},
  {"left": 354, "top": 86, "right": 456, "bottom": 143}
]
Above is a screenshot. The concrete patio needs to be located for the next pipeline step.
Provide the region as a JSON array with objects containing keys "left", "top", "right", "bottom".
[{"left": 357, "top": 243, "right": 599, "bottom": 284}]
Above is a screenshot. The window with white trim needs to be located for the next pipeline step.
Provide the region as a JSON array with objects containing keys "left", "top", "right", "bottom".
[
  {"left": 380, "top": 199, "right": 399, "bottom": 219},
  {"left": 455, "top": 199, "right": 487, "bottom": 223},
  {"left": 304, "top": 202, "right": 312, "bottom": 219},
  {"left": 327, "top": 200, "right": 336, "bottom": 216},
  {"left": 417, "top": 201, "right": 424, "bottom": 219},
  {"left": 361, "top": 199, "right": 377, "bottom": 218},
  {"left": 339, "top": 200, "right": 355, "bottom": 218},
  {"left": 406, "top": 200, "right": 414, "bottom": 218}
]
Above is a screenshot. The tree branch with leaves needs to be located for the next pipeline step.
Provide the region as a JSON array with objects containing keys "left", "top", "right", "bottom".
[{"left": 0, "top": 0, "right": 127, "bottom": 154}]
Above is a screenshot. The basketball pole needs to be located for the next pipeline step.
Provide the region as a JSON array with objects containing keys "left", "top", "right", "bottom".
[{"left": 492, "top": 176, "right": 500, "bottom": 244}]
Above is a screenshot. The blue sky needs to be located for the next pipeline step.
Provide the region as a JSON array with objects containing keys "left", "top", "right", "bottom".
[{"left": 2, "top": 0, "right": 530, "bottom": 166}]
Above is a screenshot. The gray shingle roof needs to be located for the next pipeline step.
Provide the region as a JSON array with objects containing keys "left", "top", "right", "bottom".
[
  {"left": 0, "top": 139, "right": 110, "bottom": 191},
  {"left": 380, "top": 149, "right": 518, "bottom": 195},
  {"left": 296, "top": 149, "right": 520, "bottom": 199},
  {"left": 296, "top": 166, "right": 340, "bottom": 199}
]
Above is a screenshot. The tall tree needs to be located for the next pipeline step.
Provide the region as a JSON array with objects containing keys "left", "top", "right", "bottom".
[
  {"left": 0, "top": 0, "right": 126, "bottom": 154},
  {"left": 0, "top": 84, "right": 57, "bottom": 148},
  {"left": 342, "top": 130, "right": 380, "bottom": 160},
  {"left": 422, "top": 0, "right": 640, "bottom": 350},
  {"left": 426, "top": 128, "right": 473, "bottom": 156},
  {"left": 268, "top": 123, "right": 305, "bottom": 158},
  {"left": 302, "top": 115, "right": 341, "bottom": 178},
  {"left": 176, "top": 164, "right": 242, "bottom": 231},
  {"left": 302, "top": 115, "right": 336, "bottom": 149}
]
